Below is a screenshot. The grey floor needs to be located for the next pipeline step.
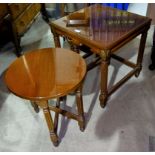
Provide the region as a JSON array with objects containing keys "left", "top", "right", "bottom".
[{"left": 0, "top": 13, "right": 155, "bottom": 152}]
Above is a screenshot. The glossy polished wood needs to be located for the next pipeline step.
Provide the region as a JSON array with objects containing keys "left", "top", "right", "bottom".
[
  {"left": 51, "top": 4, "right": 151, "bottom": 51},
  {"left": 50, "top": 4, "right": 151, "bottom": 107},
  {"left": 5, "top": 48, "right": 86, "bottom": 146},
  {"left": 5, "top": 48, "right": 86, "bottom": 100}
]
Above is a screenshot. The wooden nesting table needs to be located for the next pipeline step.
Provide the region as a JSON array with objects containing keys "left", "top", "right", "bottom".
[
  {"left": 50, "top": 4, "right": 151, "bottom": 107},
  {"left": 4, "top": 48, "right": 86, "bottom": 146}
]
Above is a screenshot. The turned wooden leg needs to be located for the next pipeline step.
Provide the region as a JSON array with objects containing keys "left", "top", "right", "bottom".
[
  {"left": 31, "top": 101, "right": 39, "bottom": 113},
  {"left": 76, "top": 86, "right": 85, "bottom": 131},
  {"left": 99, "top": 50, "right": 110, "bottom": 108},
  {"left": 54, "top": 98, "right": 60, "bottom": 132},
  {"left": 50, "top": 26, "right": 61, "bottom": 47},
  {"left": 135, "top": 31, "right": 147, "bottom": 77},
  {"left": 39, "top": 100, "right": 59, "bottom": 146},
  {"left": 53, "top": 34, "right": 61, "bottom": 48}
]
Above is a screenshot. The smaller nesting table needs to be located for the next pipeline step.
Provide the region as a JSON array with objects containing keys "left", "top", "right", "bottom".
[{"left": 4, "top": 48, "right": 86, "bottom": 146}]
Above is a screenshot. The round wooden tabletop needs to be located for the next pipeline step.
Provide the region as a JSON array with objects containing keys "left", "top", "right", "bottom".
[{"left": 5, "top": 48, "right": 86, "bottom": 101}]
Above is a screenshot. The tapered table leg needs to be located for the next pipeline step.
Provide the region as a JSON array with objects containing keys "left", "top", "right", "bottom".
[
  {"left": 99, "top": 50, "right": 110, "bottom": 108},
  {"left": 54, "top": 98, "right": 60, "bottom": 133},
  {"left": 50, "top": 26, "right": 61, "bottom": 48},
  {"left": 135, "top": 31, "right": 148, "bottom": 77},
  {"left": 40, "top": 101, "right": 59, "bottom": 146},
  {"left": 76, "top": 86, "right": 85, "bottom": 131},
  {"left": 31, "top": 101, "right": 39, "bottom": 113}
]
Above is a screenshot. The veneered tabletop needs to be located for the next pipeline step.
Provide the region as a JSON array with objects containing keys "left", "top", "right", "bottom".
[
  {"left": 5, "top": 48, "right": 86, "bottom": 101},
  {"left": 51, "top": 4, "right": 151, "bottom": 51}
]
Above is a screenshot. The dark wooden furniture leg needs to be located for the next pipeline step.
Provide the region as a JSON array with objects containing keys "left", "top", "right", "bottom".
[
  {"left": 31, "top": 101, "right": 40, "bottom": 113},
  {"left": 76, "top": 86, "right": 85, "bottom": 131},
  {"left": 13, "top": 36, "right": 22, "bottom": 57},
  {"left": 149, "top": 26, "right": 155, "bottom": 70},
  {"left": 54, "top": 98, "right": 60, "bottom": 132},
  {"left": 5, "top": 14, "right": 22, "bottom": 56},
  {"left": 99, "top": 50, "right": 110, "bottom": 108},
  {"left": 135, "top": 31, "right": 148, "bottom": 77},
  {"left": 41, "top": 4, "right": 49, "bottom": 23},
  {"left": 50, "top": 26, "right": 61, "bottom": 47}
]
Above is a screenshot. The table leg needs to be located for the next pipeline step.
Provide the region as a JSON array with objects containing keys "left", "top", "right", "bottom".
[
  {"left": 76, "top": 86, "right": 85, "bottom": 131},
  {"left": 135, "top": 31, "right": 148, "bottom": 77},
  {"left": 39, "top": 100, "right": 59, "bottom": 146},
  {"left": 99, "top": 50, "right": 110, "bottom": 108},
  {"left": 54, "top": 98, "right": 60, "bottom": 132},
  {"left": 50, "top": 26, "right": 61, "bottom": 47},
  {"left": 149, "top": 26, "right": 155, "bottom": 70},
  {"left": 31, "top": 101, "right": 39, "bottom": 113}
]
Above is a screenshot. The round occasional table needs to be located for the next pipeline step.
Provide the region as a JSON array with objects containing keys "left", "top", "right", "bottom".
[{"left": 5, "top": 48, "right": 87, "bottom": 146}]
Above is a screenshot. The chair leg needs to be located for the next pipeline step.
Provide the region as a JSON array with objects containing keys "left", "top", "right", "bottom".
[
  {"left": 40, "top": 100, "right": 59, "bottom": 146},
  {"left": 76, "top": 86, "right": 85, "bottom": 132}
]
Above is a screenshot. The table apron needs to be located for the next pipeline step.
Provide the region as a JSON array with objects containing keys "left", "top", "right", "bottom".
[{"left": 51, "top": 23, "right": 150, "bottom": 55}]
